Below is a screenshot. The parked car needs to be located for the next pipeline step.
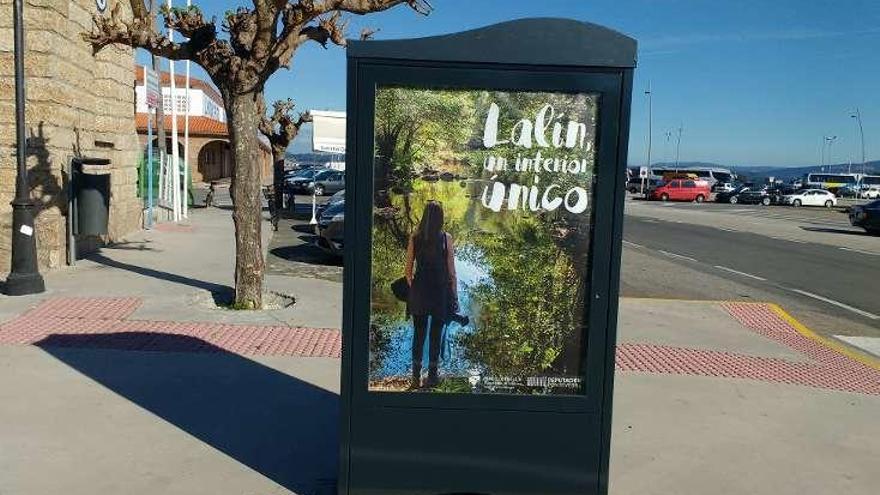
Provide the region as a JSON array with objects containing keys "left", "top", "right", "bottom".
[
  {"left": 716, "top": 184, "right": 752, "bottom": 204},
  {"left": 317, "top": 189, "right": 345, "bottom": 214},
  {"left": 309, "top": 169, "right": 345, "bottom": 196},
  {"left": 849, "top": 199, "right": 880, "bottom": 235},
  {"left": 626, "top": 177, "right": 661, "bottom": 194},
  {"left": 316, "top": 199, "right": 344, "bottom": 256},
  {"left": 734, "top": 187, "right": 773, "bottom": 205},
  {"left": 649, "top": 179, "right": 711, "bottom": 202},
  {"left": 836, "top": 184, "right": 861, "bottom": 198},
  {"left": 781, "top": 189, "right": 837, "bottom": 207},
  {"left": 767, "top": 185, "right": 799, "bottom": 204},
  {"left": 859, "top": 186, "right": 880, "bottom": 200},
  {"left": 285, "top": 168, "right": 328, "bottom": 192},
  {"left": 713, "top": 182, "right": 736, "bottom": 193}
]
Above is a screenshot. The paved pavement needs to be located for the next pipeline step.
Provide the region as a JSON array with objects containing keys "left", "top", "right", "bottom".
[
  {"left": 0, "top": 203, "right": 343, "bottom": 330},
  {"left": 0, "top": 192, "right": 878, "bottom": 494},
  {"left": 622, "top": 196, "right": 880, "bottom": 359},
  {"left": 625, "top": 197, "right": 880, "bottom": 253},
  {"left": 266, "top": 194, "right": 343, "bottom": 283}
]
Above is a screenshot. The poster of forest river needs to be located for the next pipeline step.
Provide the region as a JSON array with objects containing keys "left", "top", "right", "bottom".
[{"left": 369, "top": 85, "right": 599, "bottom": 395}]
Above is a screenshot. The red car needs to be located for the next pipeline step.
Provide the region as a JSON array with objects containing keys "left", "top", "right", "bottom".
[{"left": 650, "top": 179, "right": 711, "bottom": 202}]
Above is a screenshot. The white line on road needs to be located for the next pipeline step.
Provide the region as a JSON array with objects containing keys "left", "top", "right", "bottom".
[
  {"left": 717, "top": 227, "right": 738, "bottom": 232},
  {"left": 787, "top": 288, "right": 880, "bottom": 320},
  {"left": 713, "top": 265, "right": 767, "bottom": 281},
  {"left": 658, "top": 250, "right": 698, "bottom": 262},
  {"left": 622, "top": 240, "right": 644, "bottom": 249},
  {"left": 839, "top": 247, "right": 880, "bottom": 256}
]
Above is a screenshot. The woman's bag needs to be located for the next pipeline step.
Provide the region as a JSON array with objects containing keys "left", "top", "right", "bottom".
[{"left": 391, "top": 277, "right": 409, "bottom": 302}]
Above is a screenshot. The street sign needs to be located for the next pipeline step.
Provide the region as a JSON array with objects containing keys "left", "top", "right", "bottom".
[
  {"left": 342, "top": 19, "right": 636, "bottom": 495},
  {"left": 640, "top": 165, "right": 649, "bottom": 178},
  {"left": 311, "top": 110, "right": 346, "bottom": 153},
  {"left": 143, "top": 65, "right": 160, "bottom": 110}
]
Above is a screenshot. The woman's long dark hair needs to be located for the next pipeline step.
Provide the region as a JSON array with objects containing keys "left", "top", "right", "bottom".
[{"left": 414, "top": 201, "right": 444, "bottom": 256}]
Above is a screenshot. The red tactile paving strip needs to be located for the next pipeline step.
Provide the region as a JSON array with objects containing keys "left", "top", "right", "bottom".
[
  {"left": 0, "top": 298, "right": 340, "bottom": 358},
  {"left": 23, "top": 297, "right": 142, "bottom": 320},
  {"left": 615, "top": 302, "right": 880, "bottom": 395},
  {"left": 2, "top": 298, "right": 877, "bottom": 394}
]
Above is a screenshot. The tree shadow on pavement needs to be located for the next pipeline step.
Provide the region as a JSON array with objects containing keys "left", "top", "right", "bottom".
[
  {"left": 87, "top": 253, "right": 235, "bottom": 305},
  {"left": 35, "top": 333, "right": 339, "bottom": 494}
]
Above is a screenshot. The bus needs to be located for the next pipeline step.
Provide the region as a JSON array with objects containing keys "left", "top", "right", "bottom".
[
  {"left": 859, "top": 175, "right": 880, "bottom": 187},
  {"left": 650, "top": 166, "right": 735, "bottom": 188},
  {"left": 803, "top": 173, "right": 861, "bottom": 193}
]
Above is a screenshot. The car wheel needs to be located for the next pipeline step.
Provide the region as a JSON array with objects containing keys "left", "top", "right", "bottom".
[
  {"left": 761, "top": 197, "right": 771, "bottom": 206},
  {"left": 792, "top": 199, "right": 801, "bottom": 207},
  {"left": 660, "top": 193, "right": 669, "bottom": 202},
  {"left": 729, "top": 196, "right": 738, "bottom": 204},
  {"left": 695, "top": 194, "right": 705, "bottom": 203},
  {"left": 314, "top": 184, "right": 325, "bottom": 196},
  {"left": 824, "top": 200, "right": 833, "bottom": 208}
]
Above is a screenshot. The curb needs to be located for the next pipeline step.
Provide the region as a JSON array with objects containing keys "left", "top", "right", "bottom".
[{"left": 767, "top": 303, "right": 880, "bottom": 372}]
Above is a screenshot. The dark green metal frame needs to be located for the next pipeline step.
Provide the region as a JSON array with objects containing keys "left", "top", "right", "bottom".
[{"left": 341, "top": 18, "right": 635, "bottom": 495}]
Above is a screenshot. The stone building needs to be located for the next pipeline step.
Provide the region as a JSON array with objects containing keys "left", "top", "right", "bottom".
[
  {"left": 0, "top": 0, "right": 141, "bottom": 273},
  {"left": 134, "top": 67, "right": 273, "bottom": 184}
]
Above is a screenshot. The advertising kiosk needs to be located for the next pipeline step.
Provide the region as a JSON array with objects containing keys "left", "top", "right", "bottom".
[{"left": 340, "top": 18, "right": 636, "bottom": 495}]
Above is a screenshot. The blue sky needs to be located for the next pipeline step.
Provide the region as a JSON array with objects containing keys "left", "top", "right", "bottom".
[{"left": 136, "top": 0, "right": 880, "bottom": 166}]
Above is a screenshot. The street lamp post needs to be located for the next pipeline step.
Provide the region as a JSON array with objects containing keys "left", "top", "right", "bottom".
[
  {"left": 825, "top": 135, "right": 838, "bottom": 172},
  {"left": 645, "top": 82, "right": 652, "bottom": 171},
  {"left": 674, "top": 123, "right": 683, "bottom": 171},
  {"left": 4, "top": 0, "right": 45, "bottom": 295},
  {"left": 851, "top": 109, "right": 866, "bottom": 175}
]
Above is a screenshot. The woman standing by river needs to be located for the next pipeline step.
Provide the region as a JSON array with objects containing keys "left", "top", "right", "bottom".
[{"left": 406, "top": 201, "right": 459, "bottom": 389}]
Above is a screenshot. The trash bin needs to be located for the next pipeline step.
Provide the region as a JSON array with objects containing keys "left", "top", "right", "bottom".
[{"left": 73, "top": 158, "right": 111, "bottom": 236}]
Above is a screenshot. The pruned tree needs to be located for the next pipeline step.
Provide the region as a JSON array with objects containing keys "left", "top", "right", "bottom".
[
  {"left": 259, "top": 98, "right": 311, "bottom": 211},
  {"left": 83, "top": 0, "right": 432, "bottom": 308}
]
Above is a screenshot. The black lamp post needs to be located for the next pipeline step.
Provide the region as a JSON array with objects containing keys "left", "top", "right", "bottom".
[{"left": 4, "top": 0, "right": 45, "bottom": 296}]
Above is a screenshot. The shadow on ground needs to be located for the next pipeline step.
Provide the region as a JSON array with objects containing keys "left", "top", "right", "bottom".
[
  {"left": 35, "top": 333, "right": 339, "bottom": 494},
  {"left": 87, "top": 253, "right": 235, "bottom": 305},
  {"left": 800, "top": 226, "right": 868, "bottom": 236}
]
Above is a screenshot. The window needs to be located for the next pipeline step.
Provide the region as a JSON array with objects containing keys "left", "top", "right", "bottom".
[
  {"left": 670, "top": 181, "right": 680, "bottom": 188},
  {"left": 162, "top": 94, "right": 190, "bottom": 113},
  {"left": 684, "top": 180, "right": 696, "bottom": 188}
]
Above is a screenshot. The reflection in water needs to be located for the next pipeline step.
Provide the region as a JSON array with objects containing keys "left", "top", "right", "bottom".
[{"left": 377, "top": 254, "right": 489, "bottom": 378}]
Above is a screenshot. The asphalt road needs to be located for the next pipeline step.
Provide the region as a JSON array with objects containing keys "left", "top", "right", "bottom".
[{"left": 621, "top": 203, "right": 880, "bottom": 340}]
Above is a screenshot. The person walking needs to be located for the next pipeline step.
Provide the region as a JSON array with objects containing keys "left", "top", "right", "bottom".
[{"left": 405, "top": 201, "right": 458, "bottom": 389}]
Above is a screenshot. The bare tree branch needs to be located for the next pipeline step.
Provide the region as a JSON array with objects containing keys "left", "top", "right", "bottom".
[
  {"left": 360, "top": 27, "right": 379, "bottom": 40},
  {"left": 260, "top": 98, "right": 312, "bottom": 151}
]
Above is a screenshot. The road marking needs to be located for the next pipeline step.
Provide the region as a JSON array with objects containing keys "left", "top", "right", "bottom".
[
  {"left": 717, "top": 227, "right": 738, "bottom": 232},
  {"left": 622, "top": 240, "right": 643, "bottom": 249},
  {"left": 839, "top": 246, "right": 879, "bottom": 256},
  {"left": 713, "top": 265, "right": 767, "bottom": 281},
  {"left": 658, "top": 250, "right": 698, "bottom": 262},
  {"left": 769, "top": 304, "right": 880, "bottom": 371},
  {"left": 834, "top": 336, "right": 880, "bottom": 359},
  {"left": 787, "top": 289, "right": 880, "bottom": 320}
]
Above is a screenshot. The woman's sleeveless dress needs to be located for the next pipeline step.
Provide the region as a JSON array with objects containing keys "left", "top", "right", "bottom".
[{"left": 408, "top": 233, "right": 450, "bottom": 322}]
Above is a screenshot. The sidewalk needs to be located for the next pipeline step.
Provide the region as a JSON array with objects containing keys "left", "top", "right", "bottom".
[
  {"left": 0, "top": 210, "right": 878, "bottom": 494},
  {"left": 0, "top": 206, "right": 343, "bottom": 329}
]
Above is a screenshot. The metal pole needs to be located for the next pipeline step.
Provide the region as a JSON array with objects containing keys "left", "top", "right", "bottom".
[
  {"left": 147, "top": 108, "right": 154, "bottom": 229},
  {"left": 645, "top": 82, "right": 652, "bottom": 172},
  {"left": 674, "top": 123, "right": 682, "bottom": 171},
  {"left": 183, "top": 0, "right": 192, "bottom": 219},
  {"left": 4, "top": 0, "right": 45, "bottom": 295},
  {"left": 852, "top": 109, "right": 866, "bottom": 175},
  {"left": 167, "top": 0, "right": 180, "bottom": 222}
]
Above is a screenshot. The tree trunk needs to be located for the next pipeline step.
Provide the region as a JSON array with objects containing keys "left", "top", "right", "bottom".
[{"left": 227, "top": 91, "right": 265, "bottom": 308}]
